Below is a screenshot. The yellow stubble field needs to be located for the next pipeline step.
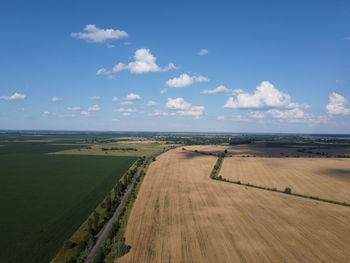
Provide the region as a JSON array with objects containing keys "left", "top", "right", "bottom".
[
  {"left": 220, "top": 157, "right": 350, "bottom": 203},
  {"left": 116, "top": 147, "right": 350, "bottom": 263}
]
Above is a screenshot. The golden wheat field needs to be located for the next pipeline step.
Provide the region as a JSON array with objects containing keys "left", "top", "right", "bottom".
[
  {"left": 220, "top": 157, "right": 350, "bottom": 203},
  {"left": 116, "top": 147, "right": 350, "bottom": 263}
]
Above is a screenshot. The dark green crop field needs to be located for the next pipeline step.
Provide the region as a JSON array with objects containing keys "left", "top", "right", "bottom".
[{"left": 0, "top": 141, "right": 136, "bottom": 263}]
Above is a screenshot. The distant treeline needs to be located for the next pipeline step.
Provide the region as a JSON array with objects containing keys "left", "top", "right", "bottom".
[{"left": 101, "top": 147, "right": 138, "bottom": 151}]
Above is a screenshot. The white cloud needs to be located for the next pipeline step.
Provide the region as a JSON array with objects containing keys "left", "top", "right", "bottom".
[
  {"left": 91, "top": 96, "right": 101, "bottom": 100},
  {"left": 267, "top": 108, "right": 305, "bottom": 119},
  {"left": 124, "top": 93, "right": 141, "bottom": 100},
  {"left": 216, "top": 116, "right": 225, "bottom": 120},
  {"left": 17, "top": 107, "right": 26, "bottom": 111},
  {"left": 97, "top": 49, "right": 176, "bottom": 76},
  {"left": 88, "top": 105, "right": 101, "bottom": 111},
  {"left": 114, "top": 108, "right": 138, "bottom": 113},
  {"left": 67, "top": 107, "right": 81, "bottom": 111},
  {"left": 166, "top": 97, "right": 191, "bottom": 110},
  {"left": 0, "top": 92, "right": 26, "bottom": 100},
  {"left": 112, "top": 97, "right": 119, "bottom": 102},
  {"left": 71, "top": 24, "right": 128, "bottom": 43},
  {"left": 198, "top": 49, "right": 208, "bottom": 56},
  {"left": 121, "top": 101, "right": 133, "bottom": 105},
  {"left": 164, "top": 97, "right": 205, "bottom": 118},
  {"left": 122, "top": 112, "right": 131, "bottom": 116},
  {"left": 160, "top": 88, "right": 168, "bottom": 94},
  {"left": 150, "top": 110, "right": 176, "bottom": 116},
  {"left": 112, "top": 118, "right": 120, "bottom": 122},
  {"left": 42, "top": 111, "right": 51, "bottom": 116},
  {"left": 81, "top": 111, "right": 92, "bottom": 117},
  {"left": 224, "top": 81, "right": 307, "bottom": 109},
  {"left": 201, "top": 85, "right": 231, "bottom": 95},
  {"left": 166, "top": 73, "right": 209, "bottom": 88},
  {"left": 144, "top": 100, "right": 158, "bottom": 106},
  {"left": 326, "top": 92, "right": 350, "bottom": 115},
  {"left": 177, "top": 106, "right": 205, "bottom": 119},
  {"left": 51, "top": 97, "right": 63, "bottom": 102},
  {"left": 249, "top": 111, "right": 265, "bottom": 118}
]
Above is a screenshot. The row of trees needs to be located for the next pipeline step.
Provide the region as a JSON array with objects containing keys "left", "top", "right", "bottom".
[{"left": 62, "top": 156, "right": 146, "bottom": 263}]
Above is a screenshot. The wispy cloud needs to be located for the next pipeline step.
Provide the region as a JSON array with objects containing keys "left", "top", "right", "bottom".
[
  {"left": 198, "top": 49, "right": 208, "bottom": 56},
  {"left": 71, "top": 24, "right": 128, "bottom": 43},
  {"left": 51, "top": 97, "right": 63, "bottom": 102},
  {"left": 88, "top": 105, "right": 101, "bottom": 111},
  {"left": 0, "top": 93, "right": 26, "bottom": 100}
]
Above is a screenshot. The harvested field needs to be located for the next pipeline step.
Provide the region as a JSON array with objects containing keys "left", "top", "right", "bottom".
[
  {"left": 220, "top": 157, "right": 350, "bottom": 203},
  {"left": 116, "top": 147, "right": 350, "bottom": 263},
  {"left": 187, "top": 144, "right": 350, "bottom": 157}
]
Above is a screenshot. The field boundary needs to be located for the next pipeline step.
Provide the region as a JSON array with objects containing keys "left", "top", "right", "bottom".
[{"left": 201, "top": 151, "right": 350, "bottom": 208}]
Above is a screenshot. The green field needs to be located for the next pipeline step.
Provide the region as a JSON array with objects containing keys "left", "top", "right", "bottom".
[{"left": 0, "top": 141, "right": 136, "bottom": 263}]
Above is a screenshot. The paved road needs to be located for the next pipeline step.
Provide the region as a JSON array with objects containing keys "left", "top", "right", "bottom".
[{"left": 84, "top": 158, "right": 148, "bottom": 263}]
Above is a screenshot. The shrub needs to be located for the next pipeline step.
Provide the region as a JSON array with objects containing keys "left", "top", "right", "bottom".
[
  {"left": 284, "top": 187, "right": 292, "bottom": 194},
  {"left": 115, "top": 237, "right": 131, "bottom": 258},
  {"left": 63, "top": 240, "right": 76, "bottom": 249}
]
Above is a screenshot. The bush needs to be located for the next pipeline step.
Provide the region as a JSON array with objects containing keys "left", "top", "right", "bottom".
[
  {"left": 63, "top": 240, "right": 76, "bottom": 249},
  {"left": 115, "top": 237, "right": 131, "bottom": 258},
  {"left": 284, "top": 187, "right": 292, "bottom": 194}
]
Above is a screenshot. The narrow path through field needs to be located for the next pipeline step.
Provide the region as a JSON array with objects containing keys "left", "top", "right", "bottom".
[{"left": 84, "top": 158, "right": 147, "bottom": 263}]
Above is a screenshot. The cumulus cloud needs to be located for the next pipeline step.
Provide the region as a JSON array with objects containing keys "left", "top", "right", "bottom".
[
  {"left": 81, "top": 111, "right": 92, "bottom": 117},
  {"left": 71, "top": 24, "right": 128, "bottom": 43},
  {"left": 97, "top": 49, "right": 176, "bottom": 76},
  {"left": 67, "top": 107, "right": 81, "bottom": 111},
  {"left": 124, "top": 93, "right": 141, "bottom": 100},
  {"left": 42, "top": 111, "right": 52, "bottom": 116},
  {"left": 326, "top": 92, "right": 350, "bottom": 115},
  {"left": 91, "top": 96, "right": 101, "bottom": 100},
  {"left": 166, "top": 97, "right": 191, "bottom": 110},
  {"left": 122, "top": 112, "right": 131, "bottom": 116},
  {"left": 224, "top": 81, "right": 307, "bottom": 109},
  {"left": 112, "top": 97, "right": 119, "bottom": 102},
  {"left": 166, "top": 73, "right": 209, "bottom": 88},
  {"left": 0, "top": 92, "right": 26, "bottom": 100},
  {"left": 216, "top": 116, "right": 225, "bottom": 120},
  {"left": 88, "top": 105, "right": 101, "bottom": 111},
  {"left": 144, "top": 100, "right": 158, "bottom": 106},
  {"left": 51, "top": 97, "right": 63, "bottom": 102},
  {"left": 164, "top": 97, "right": 205, "bottom": 118},
  {"left": 198, "top": 49, "right": 208, "bottom": 56}
]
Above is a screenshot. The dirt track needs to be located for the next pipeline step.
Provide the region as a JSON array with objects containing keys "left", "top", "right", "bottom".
[{"left": 116, "top": 147, "right": 350, "bottom": 263}]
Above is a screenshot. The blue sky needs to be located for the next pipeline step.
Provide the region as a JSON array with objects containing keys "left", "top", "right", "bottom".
[{"left": 1, "top": 0, "right": 350, "bottom": 133}]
